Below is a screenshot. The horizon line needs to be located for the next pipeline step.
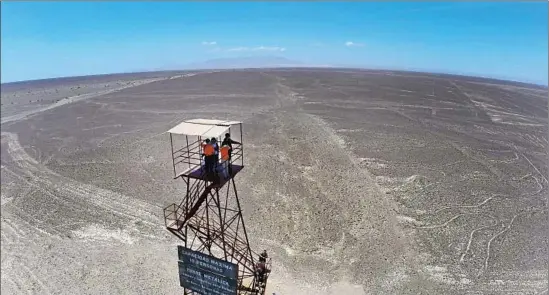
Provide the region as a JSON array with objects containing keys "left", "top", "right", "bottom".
[{"left": 1, "top": 66, "right": 547, "bottom": 88}]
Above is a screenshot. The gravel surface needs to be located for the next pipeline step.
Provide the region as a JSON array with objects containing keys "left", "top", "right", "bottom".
[{"left": 1, "top": 69, "right": 547, "bottom": 294}]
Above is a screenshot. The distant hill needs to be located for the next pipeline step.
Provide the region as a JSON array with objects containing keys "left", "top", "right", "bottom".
[{"left": 182, "top": 56, "right": 317, "bottom": 70}]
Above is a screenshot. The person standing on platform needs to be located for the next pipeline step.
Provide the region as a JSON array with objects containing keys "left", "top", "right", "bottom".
[
  {"left": 220, "top": 144, "right": 231, "bottom": 179},
  {"left": 211, "top": 137, "right": 219, "bottom": 161},
  {"left": 201, "top": 138, "right": 210, "bottom": 171},
  {"left": 210, "top": 137, "right": 220, "bottom": 180},
  {"left": 221, "top": 133, "right": 241, "bottom": 174},
  {"left": 201, "top": 139, "right": 215, "bottom": 180}
]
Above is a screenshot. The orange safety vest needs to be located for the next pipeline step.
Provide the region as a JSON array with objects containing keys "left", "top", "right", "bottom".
[
  {"left": 220, "top": 146, "right": 230, "bottom": 161},
  {"left": 202, "top": 143, "right": 214, "bottom": 156}
]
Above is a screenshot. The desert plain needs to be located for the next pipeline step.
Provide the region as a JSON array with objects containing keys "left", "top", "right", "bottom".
[{"left": 1, "top": 69, "right": 547, "bottom": 295}]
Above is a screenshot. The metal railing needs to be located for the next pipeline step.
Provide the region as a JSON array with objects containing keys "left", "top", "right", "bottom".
[{"left": 171, "top": 140, "right": 245, "bottom": 178}]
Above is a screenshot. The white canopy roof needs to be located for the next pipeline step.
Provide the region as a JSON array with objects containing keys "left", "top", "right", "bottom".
[
  {"left": 167, "top": 118, "right": 241, "bottom": 137},
  {"left": 185, "top": 119, "right": 242, "bottom": 126}
]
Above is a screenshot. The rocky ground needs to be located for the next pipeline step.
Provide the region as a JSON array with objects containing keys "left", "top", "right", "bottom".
[{"left": 1, "top": 69, "right": 547, "bottom": 294}]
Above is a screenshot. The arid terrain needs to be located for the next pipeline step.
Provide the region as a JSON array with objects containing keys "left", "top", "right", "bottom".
[{"left": 1, "top": 69, "right": 547, "bottom": 295}]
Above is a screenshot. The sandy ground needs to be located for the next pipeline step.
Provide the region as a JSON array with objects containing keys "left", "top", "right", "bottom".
[{"left": 1, "top": 69, "right": 547, "bottom": 295}]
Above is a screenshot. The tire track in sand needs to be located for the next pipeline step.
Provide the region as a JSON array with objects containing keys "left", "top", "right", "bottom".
[{"left": 1, "top": 131, "right": 162, "bottom": 236}]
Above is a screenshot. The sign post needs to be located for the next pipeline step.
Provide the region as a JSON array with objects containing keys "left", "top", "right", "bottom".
[{"left": 177, "top": 246, "right": 239, "bottom": 295}]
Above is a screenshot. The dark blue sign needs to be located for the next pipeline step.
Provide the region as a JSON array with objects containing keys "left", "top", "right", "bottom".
[{"left": 177, "top": 246, "right": 238, "bottom": 295}]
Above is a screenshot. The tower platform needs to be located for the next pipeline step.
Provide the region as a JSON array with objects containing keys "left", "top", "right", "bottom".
[{"left": 175, "top": 164, "right": 244, "bottom": 188}]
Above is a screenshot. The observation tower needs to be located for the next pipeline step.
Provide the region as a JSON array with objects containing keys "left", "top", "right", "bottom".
[{"left": 163, "top": 119, "right": 271, "bottom": 295}]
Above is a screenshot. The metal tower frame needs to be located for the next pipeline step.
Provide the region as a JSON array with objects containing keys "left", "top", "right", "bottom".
[{"left": 163, "top": 119, "right": 271, "bottom": 295}]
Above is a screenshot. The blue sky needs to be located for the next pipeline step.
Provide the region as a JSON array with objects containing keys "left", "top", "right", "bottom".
[{"left": 1, "top": 2, "right": 547, "bottom": 85}]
